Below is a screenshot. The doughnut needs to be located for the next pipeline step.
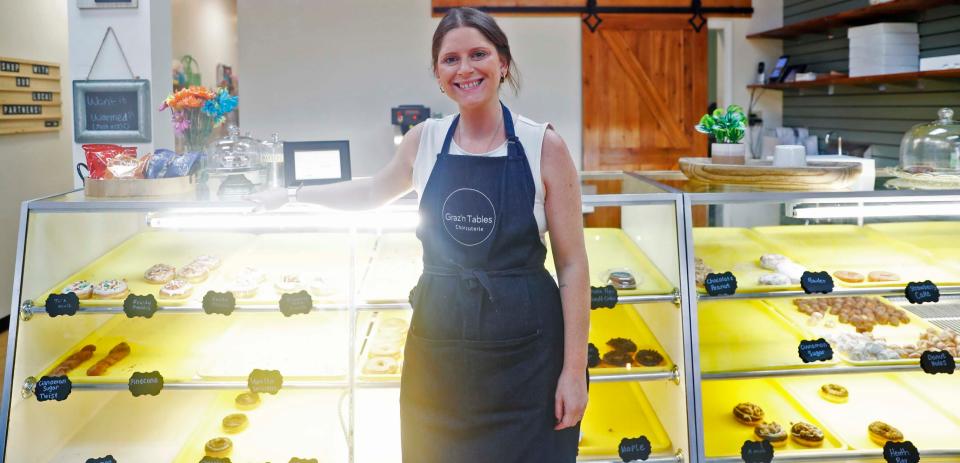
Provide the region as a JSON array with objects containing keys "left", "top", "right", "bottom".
[
  {"left": 221, "top": 413, "right": 248, "bottom": 434},
  {"left": 62, "top": 280, "right": 93, "bottom": 299},
  {"left": 868, "top": 421, "right": 904, "bottom": 446},
  {"left": 587, "top": 343, "right": 601, "bottom": 368},
  {"left": 192, "top": 254, "right": 221, "bottom": 270},
  {"left": 93, "top": 279, "right": 129, "bottom": 299},
  {"left": 159, "top": 279, "right": 193, "bottom": 299},
  {"left": 144, "top": 263, "right": 176, "bottom": 284},
  {"left": 234, "top": 392, "right": 261, "bottom": 410},
  {"left": 228, "top": 277, "right": 259, "bottom": 299},
  {"left": 759, "top": 254, "right": 789, "bottom": 270},
  {"left": 204, "top": 437, "right": 233, "bottom": 458},
  {"left": 819, "top": 383, "right": 849, "bottom": 403},
  {"left": 754, "top": 422, "right": 787, "bottom": 447},
  {"left": 237, "top": 266, "right": 266, "bottom": 284},
  {"left": 758, "top": 273, "right": 791, "bottom": 286},
  {"left": 606, "top": 337, "right": 638, "bottom": 353},
  {"left": 176, "top": 262, "right": 209, "bottom": 283},
  {"left": 635, "top": 349, "right": 664, "bottom": 366},
  {"left": 274, "top": 273, "right": 303, "bottom": 294},
  {"left": 790, "top": 422, "right": 824, "bottom": 447},
  {"left": 833, "top": 270, "right": 865, "bottom": 283},
  {"left": 868, "top": 271, "right": 900, "bottom": 282},
  {"left": 733, "top": 402, "right": 764, "bottom": 426},
  {"left": 363, "top": 356, "right": 398, "bottom": 374},
  {"left": 602, "top": 350, "right": 633, "bottom": 367},
  {"left": 775, "top": 261, "right": 806, "bottom": 283},
  {"left": 309, "top": 276, "right": 335, "bottom": 298},
  {"left": 368, "top": 341, "right": 401, "bottom": 358},
  {"left": 379, "top": 317, "right": 409, "bottom": 332}
]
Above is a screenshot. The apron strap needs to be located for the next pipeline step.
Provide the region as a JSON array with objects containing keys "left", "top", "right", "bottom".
[{"left": 439, "top": 115, "right": 460, "bottom": 157}]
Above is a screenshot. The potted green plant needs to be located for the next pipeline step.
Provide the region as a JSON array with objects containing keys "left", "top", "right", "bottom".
[{"left": 695, "top": 104, "right": 747, "bottom": 165}]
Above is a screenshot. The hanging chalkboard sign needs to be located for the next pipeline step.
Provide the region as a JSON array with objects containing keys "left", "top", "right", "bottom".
[
  {"left": 45, "top": 292, "right": 80, "bottom": 317},
  {"left": 203, "top": 291, "right": 236, "bottom": 316},
  {"left": 248, "top": 369, "right": 283, "bottom": 394},
  {"left": 129, "top": 371, "right": 164, "bottom": 396},
  {"left": 801, "top": 271, "right": 834, "bottom": 294},
  {"left": 798, "top": 338, "right": 834, "bottom": 363},
  {"left": 85, "top": 456, "right": 116, "bottom": 463},
  {"left": 590, "top": 285, "right": 618, "bottom": 309},
  {"left": 617, "top": 435, "right": 651, "bottom": 461},
  {"left": 123, "top": 294, "right": 158, "bottom": 318},
  {"left": 740, "top": 439, "right": 774, "bottom": 463},
  {"left": 883, "top": 441, "right": 920, "bottom": 463},
  {"left": 905, "top": 281, "right": 939, "bottom": 305},
  {"left": 704, "top": 271, "right": 737, "bottom": 296},
  {"left": 279, "top": 290, "right": 313, "bottom": 317},
  {"left": 920, "top": 350, "right": 956, "bottom": 375},
  {"left": 36, "top": 375, "right": 72, "bottom": 402},
  {"left": 73, "top": 80, "right": 151, "bottom": 142}
]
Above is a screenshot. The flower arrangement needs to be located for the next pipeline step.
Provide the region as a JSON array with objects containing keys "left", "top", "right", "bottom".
[
  {"left": 159, "top": 86, "right": 238, "bottom": 153},
  {"left": 695, "top": 104, "right": 746, "bottom": 144}
]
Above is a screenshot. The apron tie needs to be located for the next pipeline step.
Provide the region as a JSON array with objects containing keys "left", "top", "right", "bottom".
[{"left": 424, "top": 263, "right": 498, "bottom": 302}]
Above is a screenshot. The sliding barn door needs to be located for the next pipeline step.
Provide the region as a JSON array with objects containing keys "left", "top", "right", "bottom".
[{"left": 583, "top": 15, "right": 708, "bottom": 171}]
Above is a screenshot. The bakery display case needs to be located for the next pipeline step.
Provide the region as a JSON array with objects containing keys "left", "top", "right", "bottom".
[
  {"left": 1, "top": 172, "right": 695, "bottom": 463},
  {"left": 640, "top": 172, "right": 960, "bottom": 463}
]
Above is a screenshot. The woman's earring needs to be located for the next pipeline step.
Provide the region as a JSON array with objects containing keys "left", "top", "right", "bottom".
[
  {"left": 500, "top": 74, "right": 505, "bottom": 84},
  {"left": 439, "top": 84, "right": 445, "bottom": 94}
]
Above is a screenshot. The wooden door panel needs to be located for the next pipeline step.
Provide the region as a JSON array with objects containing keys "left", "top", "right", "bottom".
[{"left": 583, "top": 15, "right": 707, "bottom": 172}]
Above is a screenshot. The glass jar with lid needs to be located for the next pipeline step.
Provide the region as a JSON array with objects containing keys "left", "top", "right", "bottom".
[{"left": 899, "top": 107, "right": 960, "bottom": 175}]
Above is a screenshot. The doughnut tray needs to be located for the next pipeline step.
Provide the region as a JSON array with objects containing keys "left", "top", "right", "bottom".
[
  {"left": 752, "top": 225, "right": 960, "bottom": 288},
  {"left": 867, "top": 221, "right": 960, "bottom": 272},
  {"left": 356, "top": 311, "right": 411, "bottom": 382},
  {"left": 765, "top": 297, "right": 953, "bottom": 366},
  {"left": 579, "top": 382, "right": 672, "bottom": 457},
  {"left": 896, "top": 371, "right": 960, "bottom": 424},
  {"left": 358, "top": 232, "right": 423, "bottom": 303},
  {"left": 588, "top": 303, "right": 673, "bottom": 376},
  {"left": 35, "top": 231, "right": 255, "bottom": 307},
  {"left": 173, "top": 390, "right": 349, "bottom": 463},
  {"left": 778, "top": 374, "right": 960, "bottom": 450},
  {"left": 702, "top": 378, "right": 845, "bottom": 458},
  {"left": 698, "top": 300, "right": 835, "bottom": 373},
  {"left": 546, "top": 228, "right": 675, "bottom": 296},
  {"left": 693, "top": 227, "right": 800, "bottom": 293}
]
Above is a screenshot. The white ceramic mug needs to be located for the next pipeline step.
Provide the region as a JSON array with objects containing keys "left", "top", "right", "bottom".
[{"left": 773, "top": 145, "right": 807, "bottom": 167}]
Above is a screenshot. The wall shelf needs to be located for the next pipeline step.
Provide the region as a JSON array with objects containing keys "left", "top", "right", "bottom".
[
  {"left": 746, "top": 68, "right": 960, "bottom": 90},
  {"left": 747, "top": 0, "right": 958, "bottom": 39}
]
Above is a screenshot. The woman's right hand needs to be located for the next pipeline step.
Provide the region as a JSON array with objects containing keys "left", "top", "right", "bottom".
[{"left": 245, "top": 187, "right": 289, "bottom": 212}]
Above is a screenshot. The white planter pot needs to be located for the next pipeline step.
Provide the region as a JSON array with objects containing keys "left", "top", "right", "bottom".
[{"left": 712, "top": 143, "right": 746, "bottom": 165}]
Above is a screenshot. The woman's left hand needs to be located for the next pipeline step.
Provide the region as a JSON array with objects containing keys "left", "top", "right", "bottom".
[{"left": 554, "top": 367, "right": 588, "bottom": 430}]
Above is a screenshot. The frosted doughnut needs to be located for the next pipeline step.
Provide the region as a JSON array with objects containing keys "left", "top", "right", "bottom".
[{"left": 363, "top": 356, "right": 398, "bottom": 374}]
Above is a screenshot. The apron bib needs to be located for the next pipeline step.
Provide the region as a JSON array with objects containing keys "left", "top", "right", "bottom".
[{"left": 399, "top": 103, "right": 580, "bottom": 462}]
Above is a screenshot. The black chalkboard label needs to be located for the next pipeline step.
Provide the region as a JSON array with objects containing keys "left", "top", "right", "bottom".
[
  {"left": 36, "top": 375, "right": 72, "bottom": 402},
  {"left": 199, "top": 458, "right": 231, "bottom": 463},
  {"left": 203, "top": 291, "right": 236, "bottom": 316},
  {"left": 798, "top": 338, "right": 834, "bottom": 363},
  {"left": 0, "top": 61, "right": 19, "bottom": 72},
  {"left": 85, "top": 456, "right": 117, "bottom": 463},
  {"left": 289, "top": 459, "right": 319, "bottom": 463},
  {"left": 248, "top": 369, "right": 283, "bottom": 394},
  {"left": 32, "top": 91, "right": 53, "bottom": 101},
  {"left": 705, "top": 271, "right": 737, "bottom": 296},
  {"left": 920, "top": 350, "right": 955, "bottom": 375},
  {"left": 279, "top": 290, "right": 313, "bottom": 317},
  {"left": 740, "top": 440, "right": 774, "bottom": 463},
  {"left": 905, "top": 280, "right": 940, "bottom": 305},
  {"left": 15, "top": 77, "right": 30, "bottom": 87},
  {"left": 129, "top": 371, "right": 164, "bottom": 397},
  {"left": 883, "top": 441, "right": 920, "bottom": 463},
  {"left": 618, "top": 435, "right": 651, "bottom": 462},
  {"left": 123, "top": 294, "right": 158, "bottom": 319},
  {"left": 590, "top": 285, "right": 619, "bottom": 310},
  {"left": 801, "top": 271, "right": 834, "bottom": 294},
  {"left": 32, "top": 64, "right": 49, "bottom": 75},
  {"left": 45, "top": 292, "right": 79, "bottom": 317},
  {"left": 84, "top": 91, "right": 139, "bottom": 131}
]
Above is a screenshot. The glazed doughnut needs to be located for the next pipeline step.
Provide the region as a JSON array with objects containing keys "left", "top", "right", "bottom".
[
  {"left": 868, "top": 421, "right": 904, "bottom": 446},
  {"left": 192, "top": 254, "right": 221, "bottom": 270},
  {"left": 754, "top": 422, "right": 787, "bottom": 447},
  {"left": 221, "top": 413, "right": 249, "bottom": 434},
  {"left": 819, "top": 383, "right": 849, "bottom": 403},
  {"left": 204, "top": 437, "right": 233, "bottom": 458},
  {"left": 790, "top": 422, "right": 825, "bottom": 447},
  {"left": 733, "top": 402, "right": 764, "bottom": 426},
  {"left": 62, "top": 280, "right": 93, "bottom": 300},
  {"left": 228, "top": 277, "right": 259, "bottom": 299},
  {"left": 93, "top": 279, "right": 129, "bottom": 299},
  {"left": 868, "top": 271, "right": 900, "bottom": 282},
  {"left": 144, "top": 263, "right": 176, "bottom": 284},
  {"left": 160, "top": 279, "right": 193, "bottom": 299},
  {"left": 833, "top": 270, "right": 865, "bottom": 283},
  {"left": 759, "top": 254, "right": 789, "bottom": 270},
  {"left": 758, "top": 273, "right": 791, "bottom": 286},
  {"left": 363, "top": 356, "right": 398, "bottom": 374},
  {"left": 176, "top": 262, "right": 209, "bottom": 283},
  {"left": 234, "top": 392, "right": 261, "bottom": 410},
  {"left": 635, "top": 349, "right": 664, "bottom": 367},
  {"left": 602, "top": 350, "right": 633, "bottom": 367},
  {"left": 309, "top": 276, "right": 335, "bottom": 298},
  {"left": 368, "top": 341, "right": 401, "bottom": 358},
  {"left": 274, "top": 273, "right": 303, "bottom": 294}
]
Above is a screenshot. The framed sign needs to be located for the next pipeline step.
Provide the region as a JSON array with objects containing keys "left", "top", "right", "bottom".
[
  {"left": 78, "top": 0, "right": 139, "bottom": 8},
  {"left": 283, "top": 140, "right": 351, "bottom": 187},
  {"left": 73, "top": 79, "right": 151, "bottom": 143}
]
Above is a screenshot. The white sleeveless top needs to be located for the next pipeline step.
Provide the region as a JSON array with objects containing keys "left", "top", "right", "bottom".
[{"left": 413, "top": 112, "right": 549, "bottom": 236}]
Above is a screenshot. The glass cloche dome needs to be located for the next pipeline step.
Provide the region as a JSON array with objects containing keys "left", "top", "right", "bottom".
[
  {"left": 208, "top": 125, "right": 263, "bottom": 172},
  {"left": 899, "top": 108, "right": 960, "bottom": 176}
]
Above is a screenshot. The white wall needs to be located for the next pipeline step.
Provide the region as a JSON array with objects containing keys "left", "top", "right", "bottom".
[
  {"left": 711, "top": 0, "right": 784, "bottom": 158},
  {"left": 67, "top": 0, "right": 174, "bottom": 183},
  {"left": 237, "top": 0, "right": 582, "bottom": 176},
  {"left": 0, "top": 0, "right": 75, "bottom": 319},
  {"left": 171, "top": 0, "right": 237, "bottom": 88}
]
